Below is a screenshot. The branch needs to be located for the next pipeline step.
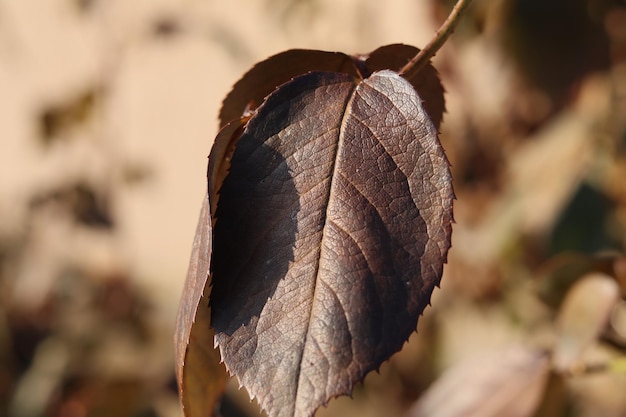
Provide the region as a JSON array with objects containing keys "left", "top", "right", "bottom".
[{"left": 400, "top": 0, "right": 473, "bottom": 79}]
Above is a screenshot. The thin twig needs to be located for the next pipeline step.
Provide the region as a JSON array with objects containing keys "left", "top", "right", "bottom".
[{"left": 400, "top": 0, "right": 473, "bottom": 79}]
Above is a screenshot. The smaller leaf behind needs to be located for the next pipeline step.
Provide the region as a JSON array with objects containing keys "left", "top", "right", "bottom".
[
  {"left": 208, "top": 118, "right": 249, "bottom": 218},
  {"left": 175, "top": 120, "right": 250, "bottom": 417},
  {"left": 218, "top": 44, "right": 445, "bottom": 130},
  {"left": 174, "top": 197, "right": 227, "bottom": 417},
  {"left": 219, "top": 50, "right": 358, "bottom": 128}
]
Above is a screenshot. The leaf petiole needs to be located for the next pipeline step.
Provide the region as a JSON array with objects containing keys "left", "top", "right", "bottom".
[{"left": 399, "top": 0, "right": 473, "bottom": 79}]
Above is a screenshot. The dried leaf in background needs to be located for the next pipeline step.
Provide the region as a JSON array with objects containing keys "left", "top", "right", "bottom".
[
  {"left": 552, "top": 273, "right": 621, "bottom": 372},
  {"left": 408, "top": 346, "right": 551, "bottom": 417}
]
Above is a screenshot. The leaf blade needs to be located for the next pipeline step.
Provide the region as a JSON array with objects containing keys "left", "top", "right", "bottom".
[{"left": 211, "top": 69, "right": 453, "bottom": 417}]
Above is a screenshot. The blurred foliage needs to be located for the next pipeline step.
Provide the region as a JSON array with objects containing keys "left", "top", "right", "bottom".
[{"left": 1, "top": 0, "right": 626, "bottom": 417}]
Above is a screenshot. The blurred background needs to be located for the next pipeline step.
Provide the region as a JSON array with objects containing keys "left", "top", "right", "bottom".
[{"left": 1, "top": 0, "right": 626, "bottom": 416}]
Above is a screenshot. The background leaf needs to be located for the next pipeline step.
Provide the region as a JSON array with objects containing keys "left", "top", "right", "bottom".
[
  {"left": 211, "top": 69, "right": 453, "bottom": 417},
  {"left": 218, "top": 44, "right": 444, "bottom": 129},
  {"left": 407, "top": 346, "right": 551, "bottom": 417},
  {"left": 218, "top": 49, "right": 358, "bottom": 128},
  {"left": 552, "top": 273, "right": 621, "bottom": 372}
]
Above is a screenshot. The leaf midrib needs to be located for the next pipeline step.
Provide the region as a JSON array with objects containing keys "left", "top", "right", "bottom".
[{"left": 292, "top": 78, "right": 359, "bottom": 417}]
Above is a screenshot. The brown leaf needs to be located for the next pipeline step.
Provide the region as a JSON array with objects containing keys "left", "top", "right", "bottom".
[
  {"left": 218, "top": 44, "right": 444, "bottom": 130},
  {"left": 174, "top": 197, "right": 228, "bottom": 417},
  {"left": 218, "top": 49, "right": 359, "bottom": 128},
  {"left": 174, "top": 118, "right": 252, "bottom": 417},
  {"left": 207, "top": 118, "right": 249, "bottom": 218},
  {"left": 210, "top": 69, "right": 453, "bottom": 417}
]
